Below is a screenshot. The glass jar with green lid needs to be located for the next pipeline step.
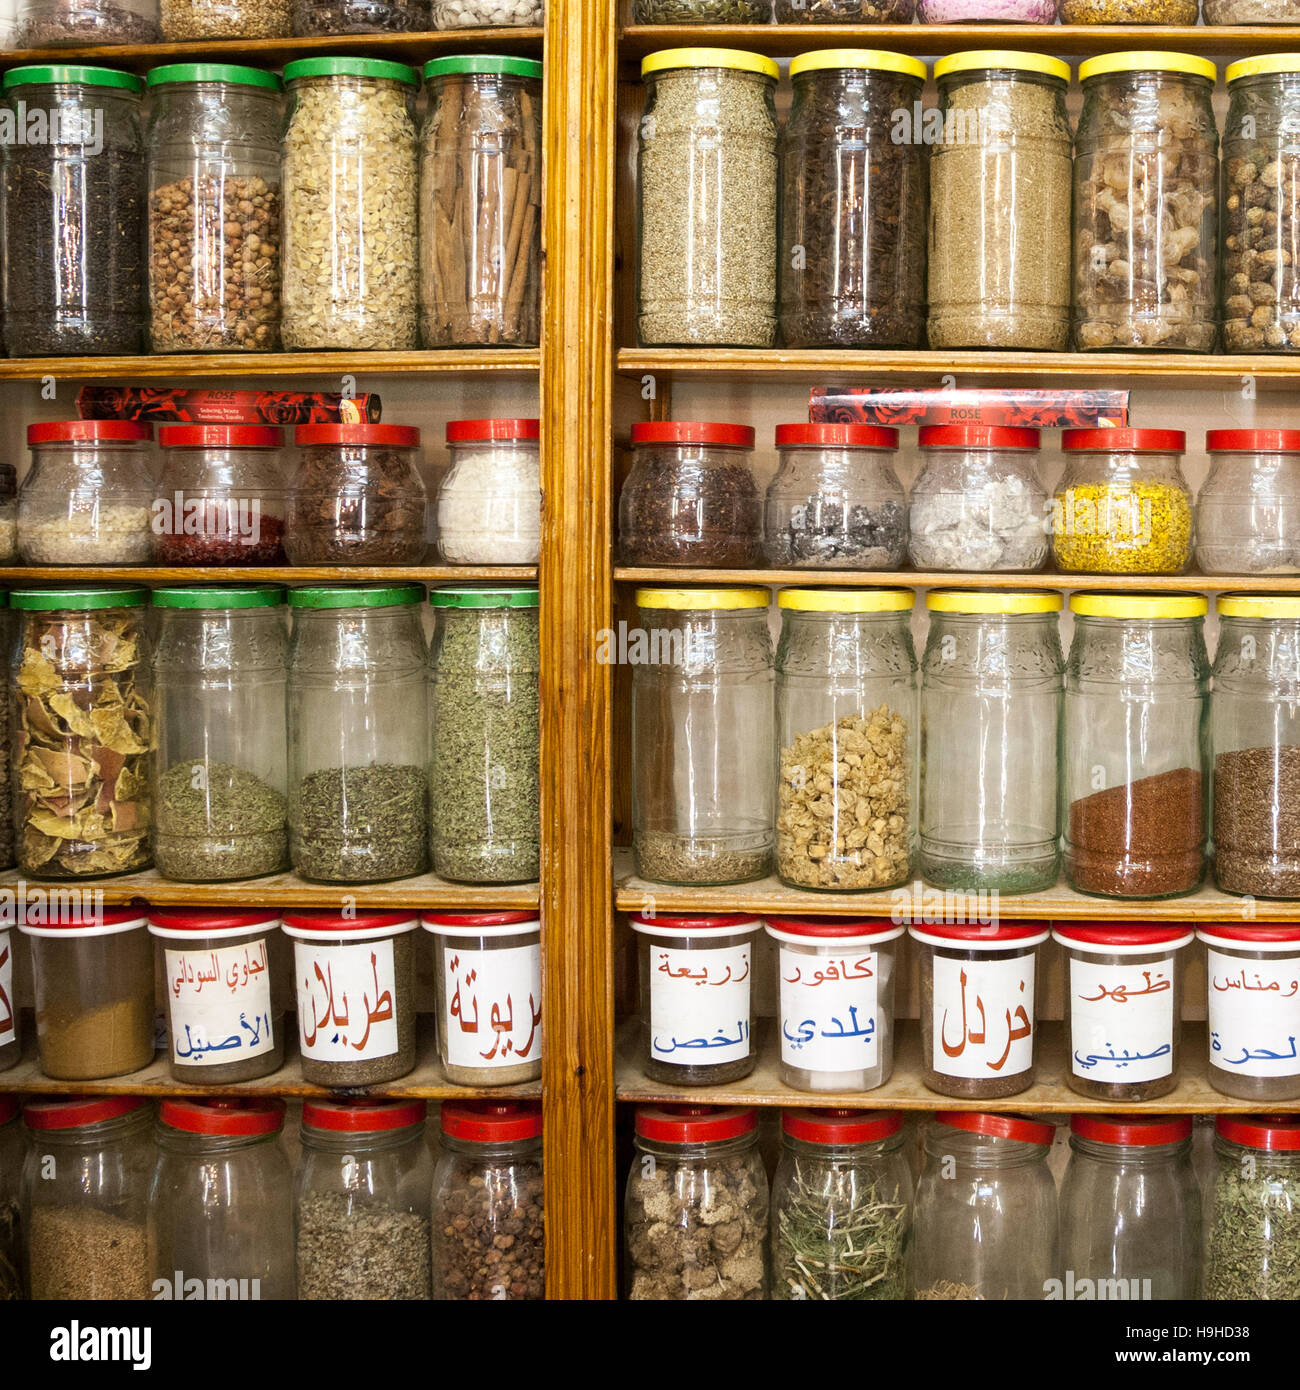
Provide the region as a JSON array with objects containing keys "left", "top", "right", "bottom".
[
  {"left": 429, "top": 587, "right": 539, "bottom": 884},
  {"left": 287, "top": 584, "right": 428, "bottom": 883},
  {"left": 150, "top": 586, "right": 288, "bottom": 883},
  {"left": 10, "top": 586, "right": 152, "bottom": 879}
]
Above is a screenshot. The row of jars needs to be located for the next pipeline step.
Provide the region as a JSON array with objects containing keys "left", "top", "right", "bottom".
[
  {"left": 0, "top": 906, "right": 540, "bottom": 1087},
  {"left": 634, "top": 913, "right": 1298, "bottom": 1103},
  {"left": 625, "top": 1105, "right": 1298, "bottom": 1303},
  {"left": 4, "top": 418, "right": 540, "bottom": 567},
  {"left": 620, "top": 421, "right": 1300, "bottom": 576},
  {"left": 630, "top": 586, "right": 1300, "bottom": 902},
  {"left": 0, "top": 582, "right": 540, "bottom": 885},
  {"left": 632, "top": 0, "right": 1285, "bottom": 21},
  {"left": 1, "top": 56, "right": 541, "bottom": 357},
  {"left": 0, "top": 1094, "right": 544, "bottom": 1302},
  {"left": 636, "top": 47, "right": 1300, "bottom": 354}
]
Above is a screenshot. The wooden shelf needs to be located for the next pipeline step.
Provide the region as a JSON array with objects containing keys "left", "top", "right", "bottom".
[
  {"left": 616, "top": 567, "right": 1300, "bottom": 593},
  {"left": 0, "top": 565, "right": 537, "bottom": 584},
  {"left": 0, "top": 349, "right": 539, "bottom": 382},
  {"left": 616, "top": 1017, "right": 1285, "bottom": 1115}
]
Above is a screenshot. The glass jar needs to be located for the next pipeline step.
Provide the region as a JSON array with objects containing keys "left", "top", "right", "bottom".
[
  {"left": 281, "top": 58, "right": 419, "bottom": 351},
  {"left": 776, "top": 0, "right": 910, "bottom": 16},
  {"left": 429, "top": 587, "right": 539, "bottom": 884},
  {"left": 436, "top": 418, "right": 540, "bottom": 564},
  {"left": 1059, "top": 1116, "right": 1201, "bottom": 1302},
  {"left": 1063, "top": 0, "right": 1194, "bottom": 15},
  {"left": 433, "top": 0, "right": 539, "bottom": 23},
  {"left": 145, "top": 66, "right": 282, "bottom": 354},
  {"left": 0, "top": 1098, "right": 22, "bottom": 1299},
  {"left": 920, "top": 591, "right": 1063, "bottom": 893},
  {"left": 765, "top": 917, "right": 903, "bottom": 1092},
  {"left": 775, "top": 588, "right": 917, "bottom": 891},
  {"left": 22, "top": 1096, "right": 152, "bottom": 1301},
  {"left": 1054, "top": 925, "right": 1193, "bottom": 1102},
  {"left": 631, "top": 587, "right": 774, "bottom": 885},
  {"left": 1199, "top": 925, "right": 1300, "bottom": 1101},
  {"left": 0, "top": 599, "right": 12, "bottom": 875},
  {"left": 635, "top": 0, "right": 767, "bottom": 16},
  {"left": 620, "top": 422, "right": 762, "bottom": 568},
  {"left": 149, "top": 1099, "right": 293, "bottom": 1301},
  {"left": 1075, "top": 55, "right": 1218, "bottom": 353},
  {"left": 432, "top": 1100, "right": 544, "bottom": 1300},
  {"left": 910, "top": 922, "right": 1049, "bottom": 1099},
  {"left": 161, "top": 0, "right": 290, "bottom": 38},
  {"left": 0, "top": 925, "right": 16, "bottom": 1073},
  {"left": 1212, "top": 595, "right": 1300, "bottom": 896},
  {"left": 770, "top": 1109, "right": 910, "bottom": 1302},
  {"left": 1062, "top": 594, "right": 1209, "bottom": 899},
  {"left": 295, "top": 1099, "right": 433, "bottom": 1301},
  {"left": 18, "top": 422, "right": 154, "bottom": 566},
  {"left": 779, "top": 52, "right": 926, "bottom": 350},
  {"left": 764, "top": 424, "right": 907, "bottom": 569},
  {"left": 149, "top": 909, "right": 286, "bottom": 1084},
  {"left": 294, "top": 0, "right": 426, "bottom": 30},
  {"left": 11, "top": 586, "right": 153, "bottom": 879},
  {"left": 928, "top": 52, "right": 1071, "bottom": 351},
  {"left": 637, "top": 50, "right": 778, "bottom": 348},
  {"left": 1209, "top": 0, "right": 1299, "bottom": 16},
  {"left": 924, "top": 0, "right": 1054, "bottom": 12},
  {"left": 151, "top": 586, "right": 288, "bottom": 882},
  {"left": 423, "top": 912, "right": 541, "bottom": 1086},
  {"left": 152, "top": 425, "right": 287, "bottom": 565},
  {"left": 0, "top": 0, "right": 17, "bottom": 41},
  {"left": 630, "top": 912, "right": 761, "bottom": 1086},
  {"left": 0, "top": 467, "right": 17, "bottom": 563},
  {"left": 626, "top": 1105, "right": 767, "bottom": 1301},
  {"left": 282, "top": 911, "right": 419, "bottom": 1088},
  {"left": 1, "top": 67, "right": 145, "bottom": 355},
  {"left": 16, "top": 0, "right": 158, "bottom": 44},
  {"left": 419, "top": 57, "right": 542, "bottom": 349},
  {"left": 285, "top": 425, "right": 427, "bottom": 566},
  {"left": 1206, "top": 1115, "right": 1300, "bottom": 1300},
  {"left": 1052, "top": 429, "right": 1194, "bottom": 575},
  {"left": 908, "top": 426, "right": 1048, "bottom": 572},
  {"left": 1198, "top": 433, "right": 1300, "bottom": 575}
]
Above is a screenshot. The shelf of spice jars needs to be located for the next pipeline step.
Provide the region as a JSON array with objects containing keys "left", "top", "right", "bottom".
[
  {"left": 0, "top": 565, "right": 538, "bottom": 584},
  {"left": 616, "top": 1017, "right": 1293, "bottom": 1115}
]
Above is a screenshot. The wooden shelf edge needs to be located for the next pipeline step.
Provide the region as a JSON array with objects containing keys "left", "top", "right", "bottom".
[
  {"left": 0, "top": 565, "right": 538, "bottom": 583},
  {"left": 0, "top": 349, "right": 540, "bottom": 381}
]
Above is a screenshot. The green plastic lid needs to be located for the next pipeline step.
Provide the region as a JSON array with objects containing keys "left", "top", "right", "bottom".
[
  {"left": 11, "top": 586, "right": 147, "bottom": 611},
  {"left": 3, "top": 65, "right": 143, "bottom": 93},
  {"left": 289, "top": 583, "right": 424, "bottom": 610},
  {"left": 152, "top": 585, "right": 285, "bottom": 610},
  {"left": 423, "top": 56, "right": 543, "bottom": 82},
  {"left": 430, "top": 586, "right": 539, "bottom": 609},
  {"left": 146, "top": 63, "right": 282, "bottom": 92},
  {"left": 283, "top": 57, "right": 418, "bottom": 87}
]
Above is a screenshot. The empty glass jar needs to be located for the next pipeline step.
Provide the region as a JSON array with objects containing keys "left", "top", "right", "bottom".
[
  {"left": 1205, "top": 1115, "right": 1300, "bottom": 1300},
  {"left": 1197, "top": 432, "right": 1300, "bottom": 575}
]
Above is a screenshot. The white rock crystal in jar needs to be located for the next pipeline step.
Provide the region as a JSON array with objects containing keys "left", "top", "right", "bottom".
[
  {"left": 430, "top": 0, "right": 541, "bottom": 23},
  {"left": 20, "top": 506, "right": 153, "bottom": 564},
  {"left": 436, "top": 440, "right": 540, "bottom": 564}
]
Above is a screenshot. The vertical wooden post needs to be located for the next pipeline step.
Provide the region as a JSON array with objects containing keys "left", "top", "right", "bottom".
[{"left": 540, "top": 0, "right": 618, "bottom": 1299}]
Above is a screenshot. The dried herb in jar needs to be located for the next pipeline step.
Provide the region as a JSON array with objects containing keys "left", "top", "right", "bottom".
[
  {"left": 1214, "top": 745, "right": 1300, "bottom": 897},
  {"left": 286, "top": 444, "right": 426, "bottom": 564},
  {"left": 296, "top": 1193, "right": 431, "bottom": 1300},
  {"left": 292, "top": 763, "right": 427, "bottom": 882},
  {"left": 619, "top": 451, "right": 763, "bottom": 567},
  {"left": 155, "top": 759, "right": 287, "bottom": 881},
  {"left": 1206, "top": 1159, "right": 1300, "bottom": 1300}
]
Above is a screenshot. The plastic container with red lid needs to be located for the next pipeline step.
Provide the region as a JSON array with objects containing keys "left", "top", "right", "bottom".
[
  {"left": 437, "top": 417, "right": 540, "bottom": 564},
  {"left": 0, "top": 916, "right": 17, "bottom": 1074},
  {"left": 1207, "top": 1114, "right": 1300, "bottom": 1300},
  {"left": 1197, "top": 429, "right": 1300, "bottom": 574}
]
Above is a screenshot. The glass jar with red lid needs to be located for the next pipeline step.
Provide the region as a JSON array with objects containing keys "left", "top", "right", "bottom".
[
  {"left": 152, "top": 425, "right": 286, "bottom": 564},
  {"left": 432, "top": 1100, "right": 544, "bottom": 1300},
  {"left": 1197, "top": 430, "right": 1300, "bottom": 575},
  {"left": 625, "top": 1105, "right": 768, "bottom": 1302},
  {"left": 0, "top": 1095, "right": 22, "bottom": 1299},
  {"left": 618, "top": 421, "right": 763, "bottom": 567},
  {"left": 0, "top": 920, "right": 17, "bottom": 1073},
  {"left": 149, "top": 1098, "right": 293, "bottom": 1301},
  {"left": 435, "top": 417, "right": 540, "bottom": 565},
  {"left": 1206, "top": 1115, "right": 1300, "bottom": 1301}
]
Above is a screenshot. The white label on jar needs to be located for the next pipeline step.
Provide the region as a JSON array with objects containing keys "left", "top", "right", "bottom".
[
  {"left": 295, "top": 940, "right": 399, "bottom": 1063},
  {"left": 649, "top": 943, "right": 751, "bottom": 1067},
  {"left": 1207, "top": 948, "right": 1300, "bottom": 1078},
  {"left": 0, "top": 928, "right": 12, "bottom": 1043},
  {"left": 164, "top": 941, "right": 274, "bottom": 1067},
  {"left": 443, "top": 942, "right": 542, "bottom": 1070},
  {"left": 1068, "top": 956, "right": 1175, "bottom": 1084},
  {"left": 930, "top": 954, "right": 1035, "bottom": 1080},
  {"left": 778, "top": 946, "right": 879, "bottom": 1074}
]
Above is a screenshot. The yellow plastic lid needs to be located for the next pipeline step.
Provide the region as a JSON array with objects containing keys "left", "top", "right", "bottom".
[
  {"left": 641, "top": 48, "right": 780, "bottom": 82},
  {"left": 1227, "top": 54, "right": 1300, "bottom": 84},
  {"left": 1079, "top": 51, "right": 1217, "bottom": 84},
  {"left": 790, "top": 48, "right": 926, "bottom": 81},
  {"left": 926, "top": 589, "right": 1062, "bottom": 615},
  {"left": 934, "top": 50, "right": 1070, "bottom": 84},
  {"left": 1218, "top": 594, "right": 1300, "bottom": 619},
  {"left": 1070, "top": 592, "right": 1208, "bottom": 620},
  {"left": 635, "top": 587, "right": 769, "bottom": 611},
  {"left": 778, "top": 587, "right": 914, "bottom": 613}
]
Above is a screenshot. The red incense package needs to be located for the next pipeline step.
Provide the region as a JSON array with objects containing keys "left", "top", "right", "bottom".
[
  {"left": 809, "top": 387, "right": 1129, "bottom": 430},
  {"left": 77, "top": 387, "right": 382, "bottom": 425}
]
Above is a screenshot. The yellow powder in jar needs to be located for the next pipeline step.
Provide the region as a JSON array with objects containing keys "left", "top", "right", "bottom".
[{"left": 1051, "top": 481, "right": 1192, "bottom": 574}]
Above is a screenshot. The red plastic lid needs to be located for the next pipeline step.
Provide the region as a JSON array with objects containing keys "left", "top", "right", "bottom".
[
  {"left": 23, "top": 1095, "right": 149, "bottom": 1130},
  {"left": 147, "top": 908, "right": 281, "bottom": 932},
  {"left": 27, "top": 421, "right": 152, "bottom": 444},
  {"left": 782, "top": 1108, "right": 903, "bottom": 1145},
  {"left": 446, "top": 418, "right": 539, "bottom": 443},
  {"left": 422, "top": 911, "right": 538, "bottom": 928},
  {"left": 934, "top": 1111, "right": 1055, "bottom": 1147},
  {"left": 302, "top": 1098, "right": 427, "bottom": 1134},
  {"left": 635, "top": 1105, "right": 757, "bottom": 1144},
  {"left": 1071, "top": 1114, "right": 1192, "bottom": 1146},
  {"left": 630, "top": 421, "right": 755, "bottom": 449},
  {"left": 159, "top": 1097, "right": 285, "bottom": 1137},
  {"left": 1216, "top": 1115, "right": 1300, "bottom": 1151},
  {"left": 294, "top": 424, "right": 420, "bottom": 447},
  {"left": 775, "top": 423, "right": 899, "bottom": 450},
  {"left": 158, "top": 424, "right": 283, "bottom": 449},
  {"left": 767, "top": 915, "right": 901, "bottom": 940},
  {"left": 909, "top": 921, "right": 1047, "bottom": 943},
  {"left": 918, "top": 425, "right": 1040, "bottom": 451},
  {"left": 281, "top": 909, "right": 419, "bottom": 933},
  {"left": 1062, "top": 428, "right": 1185, "bottom": 453},
  {"left": 0, "top": 1096, "right": 17, "bottom": 1126},
  {"left": 1207, "top": 430, "right": 1300, "bottom": 453},
  {"left": 21, "top": 905, "right": 146, "bottom": 930},
  {"left": 1054, "top": 924, "right": 1195, "bottom": 947},
  {"left": 1199, "top": 924, "right": 1300, "bottom": 944},
  {"left": 441, "top": 1100, "right": 542, "bottom": 1142},
  {"left": 628, "top": 913, "right": 758, "bottom": 931}
]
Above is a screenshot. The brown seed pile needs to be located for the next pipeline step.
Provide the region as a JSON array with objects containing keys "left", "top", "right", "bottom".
[
  {"left": 1214, "top": 745, "right": 1300, "bottom": 896},
  {"left": 28, "top": 1207, "right": 150, "bottom": 1301},
  {"left": 433, "top": 1166, "right": 544, "bottom": 1300},
  {"left": 160, "top": 0, "right": 293, "bottom": 37},
  {"left": 1223, "top": 145, "right": 1300, "bottom": 353}
]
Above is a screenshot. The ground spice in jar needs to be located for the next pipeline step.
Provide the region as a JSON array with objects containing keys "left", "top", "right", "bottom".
[
  {"left": 28, "top": 1207, "right": 150, "bottom": 1300},
  {"left": 155, "top": 759, "right": 287, "bottom": 881},
  {"left": 296, "top": 1193, "right": 431, "bottom": 1299},
  {"left": 1214, "top": 745, "right": 1300, "bottom": 896},
  {"left": 37, "top": 997, "right": 154, "bottom": 1079},
  {"left": 292, "top": 763, "right": 427, "bottom": 882}
]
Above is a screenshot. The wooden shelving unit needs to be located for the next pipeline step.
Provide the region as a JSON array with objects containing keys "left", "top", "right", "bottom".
[
  {"left": 0, "top": 566, "right": 537, "bottom": 583},
  {"left": 0, "top": 349, "right": 539, "bottom": 381},
  {"left": 616, "top": 568, "right": 1296, "bottom": 593}
]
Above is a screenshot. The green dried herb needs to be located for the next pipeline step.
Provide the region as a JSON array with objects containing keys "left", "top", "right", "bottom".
[
  {"left": 154, "top": 759, "right": 287, "bottom": 882},
  {"left": 1206, "top": 1160, "right": 1300, "bottom": 1301},
  {"left": 292, "top": 763, "right": 427, "bottom": 883}
]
